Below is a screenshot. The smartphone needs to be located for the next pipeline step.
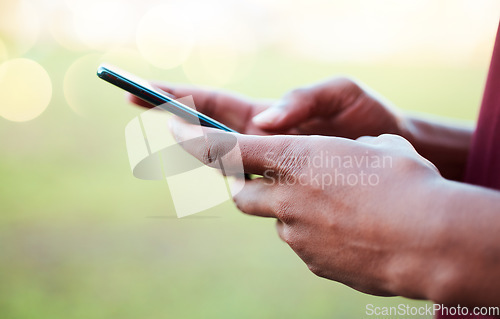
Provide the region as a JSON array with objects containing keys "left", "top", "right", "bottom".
[{"left": 97, "top": 63, "right": 237, "bottom": 133}]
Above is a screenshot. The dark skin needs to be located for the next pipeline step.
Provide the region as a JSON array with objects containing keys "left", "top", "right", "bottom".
[{"left": 129, "top": 77, "right": 500, "bottom": 307}]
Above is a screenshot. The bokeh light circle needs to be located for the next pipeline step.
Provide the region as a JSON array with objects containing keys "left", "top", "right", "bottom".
[
  {"left": 49, "top": 5, "right": 88, "bottom": 51},
  {"left": 136, "top": 4, "right": 195, "bottom": 70},
  {"left": 64, "top": 51, "right": 152, "bottom": 118},
  {"left": 64, "top": 54, "right": 100, "bottom": 117},
  {"left": 100, "top": 48, "right": 151, "bottom": 76},
  {"left": 51, "top": 0, "right": 137, "bottom": 51},
  {"left": 182, "top": 44, "right": 240, "bottom": 87},
  {"left": 0, "top": 58, "right": 52, "bottom": 122},
  {"left": 182, "top": 23, "right": 256, "bottom": 86},
  {"left": 0, "top": 0, "right": 40, "bottom": 56},
  {"left": 173, "top": 2, "right": 257, "bottom": 86},
  {"left": 72, "top": 1, "right": 136, "bottom": 50}
]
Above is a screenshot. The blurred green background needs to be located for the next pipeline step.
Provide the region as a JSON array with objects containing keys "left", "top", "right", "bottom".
[{"left": 1, "top": 0, "right": 499, "bottom": 318}]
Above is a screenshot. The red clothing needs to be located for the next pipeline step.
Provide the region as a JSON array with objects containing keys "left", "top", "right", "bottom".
[
  {"left": 436, "top": 22, "right": 500, "bottom": 319},
  {"left": 465, "top": 22, "right": 500, "bottom": 188}
]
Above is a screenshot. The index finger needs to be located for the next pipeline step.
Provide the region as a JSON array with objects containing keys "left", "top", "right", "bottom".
[{"left": 169, "top": 118, "right": 310, "bottom": 176}]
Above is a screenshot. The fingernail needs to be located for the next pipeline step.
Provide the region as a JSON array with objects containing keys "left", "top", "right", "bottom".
[{"left": 252, "top": 107, "right": 283, "bottom": 126}]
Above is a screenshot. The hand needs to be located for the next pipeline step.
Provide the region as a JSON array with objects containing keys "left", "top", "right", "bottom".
[
  {"left": 128, "top": 77, "right": 407, "bottom": 138},
  {"left": 168, "top": 117, "right": 444, "bottom": 299},
  {"left": 251, "top": 77, "right": 406, "bottom": 139}
]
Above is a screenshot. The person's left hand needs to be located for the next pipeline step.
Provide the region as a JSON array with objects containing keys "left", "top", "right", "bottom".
[{"left": 168, "top": 117, "right": 445, "bottom": 299}]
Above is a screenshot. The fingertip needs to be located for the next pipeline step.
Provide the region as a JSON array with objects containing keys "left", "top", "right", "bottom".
[
  {"left": 150, "top": 82, "right": 177, "bottom": 98},
  {"left": 125, "top": 83, "right": 177, "bottom": 108},
  {"left": 126, "top": 93, "right": 152, "bottom": 108},
  {"left": 252, "top": 107, "right": 283, "bottom": 128},
  {"left": 125, "top": 92, "right": 137, "bottom": 103}
]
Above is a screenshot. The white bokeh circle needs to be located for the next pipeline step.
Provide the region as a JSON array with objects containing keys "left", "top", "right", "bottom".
[
  {"left": 0, "top": 0, "right": 40, "bottom": 56},
  {"left": 0, "top": 58, "right": 52, "bottom": 122},
  {"left": 136, "top": 4, "right": 195, "bottom": 70}
]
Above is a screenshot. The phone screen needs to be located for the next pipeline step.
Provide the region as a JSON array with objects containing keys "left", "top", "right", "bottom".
[{"left": 97, "top": 64, "right": 237, "bottom": 133}]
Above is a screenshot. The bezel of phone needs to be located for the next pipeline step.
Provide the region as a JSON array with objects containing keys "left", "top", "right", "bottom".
[{"left": 97, "top": 63, "right": 237, "bottom": 133}]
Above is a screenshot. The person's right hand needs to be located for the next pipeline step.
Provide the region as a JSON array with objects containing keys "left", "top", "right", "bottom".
[{"left": 128, "top": 77, "right": 407, "bottom": 139}]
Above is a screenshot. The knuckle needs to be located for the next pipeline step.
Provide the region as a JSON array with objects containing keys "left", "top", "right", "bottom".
[
  {"left": 356, "top": 135, "right": 375, "bottom": 142},
  {"left": 377, "top": 134, "right": 412, "bottom": 147},
  {"left": 204, "top": 90, "right": 220, "bottom": 116},
  {"left": 325, "top": 76, "right": 364, "bottom": 111},
  {"left": 273, "top": 198, "right": 295, "bottom": 224},
  {"left": 280, "top": 226, "right": 300, "bottom": 251},
  {"left": 374, "top": 135, "right": 433, "bottom": 172},
  {"left": 278, "top": 225, "right": 309, "bottom": 257},
  {"left": 307, "top": 263, "right": 325, "bottom": 278},
  {"left": 273, "top": 139, "right": 311, "bottom": 176},
  {"left": 277, "top": 224, "right": 291, "bottom": 243},
  {"left": 378, "top": 133, "right": 400, "bottom": 141},
  {"left": 285, "top": 87, "right": 315, "bottom": 111},
  {"left": 377, "top": 133, "right": 393, "bottom": 140},
  {"left": 368, "top": 134, "right": 391, "bottom": 145},
  {"left": 336, "top": 76, "right": 360, "bottom": 91},
  {"left": 393, "top": 153, "right": 425, "bottom": 174},
  {"left": 288, "top": 87, "right": 309, "bottom": 99},
  {"left": 232, "top": 193, "right": 246, "bottom": 212}
]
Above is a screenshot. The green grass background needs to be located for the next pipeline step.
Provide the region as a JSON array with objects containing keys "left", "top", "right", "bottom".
[{"left": 0, "top": 45, "right": 489, "bottom": 319}]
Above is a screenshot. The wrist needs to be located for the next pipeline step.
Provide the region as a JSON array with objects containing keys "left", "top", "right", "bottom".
[
  {"left": 396, "top": 113, "right": 472, "bottom": 180},
  {"left": 383, "top": 176, "right": 452, "bottom": 300},
  {"left": 418, "top": 180, "right": 500, "bottom": 306}
]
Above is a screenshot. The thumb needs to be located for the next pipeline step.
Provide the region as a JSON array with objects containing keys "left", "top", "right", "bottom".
[{"left": 252, "top": 91, "right": 313, "bottom": 131}]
